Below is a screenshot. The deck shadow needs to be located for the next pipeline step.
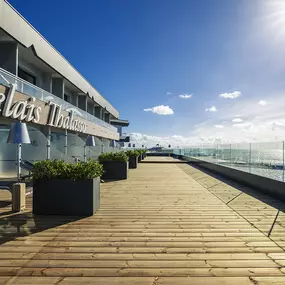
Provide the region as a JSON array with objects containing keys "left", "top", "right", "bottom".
[
  {"left": 0, "top": 211, "right": 83, "bottom": 245},
  {"left": 0, "top": 201, "right": 11, "bottom": 208},
  {"left": 184, "top": 162, "right": 285, "bottom": 212}
]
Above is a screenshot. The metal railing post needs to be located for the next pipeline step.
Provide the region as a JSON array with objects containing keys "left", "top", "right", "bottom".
[
  {"left": 64, "top": 130, "right": 68, "bottom": 155},
  {"left": 84, "top": 145, "right": 87, "bottom": 162},
  {"left": 229, "top": 144, "right": 232, "bottom": 167},
  {"left": 249, "top": 143, "right": 252, "bottom": 173},
  {"left": 282, "top": 141, "right": 285, "bottom": 182},
  {"left": 46, "top": 127, "right": 51, "bottom": 160}
]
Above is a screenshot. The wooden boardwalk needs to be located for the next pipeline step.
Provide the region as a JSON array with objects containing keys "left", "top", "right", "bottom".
[{"left": 1, "top": 157, "right": 285, "bottom": 284}]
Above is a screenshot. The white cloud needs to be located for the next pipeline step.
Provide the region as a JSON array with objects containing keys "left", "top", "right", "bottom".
[
  {"left": 143, "top": 105, "right": 174, "bottom": 115},
  {"left": 232, "top": 118, "right": 243, "bottom": 123},
  {"left": 214, "top": 125, "right": 224, "bottom": 129},
  {"left": 128, "top": 133, "right": 226, "bottom": 148},
  {"left": 179, "top": 94, "right": 192, "bottom": 99},
  {"left": 220, "top": 91, "right": 241, "bottom": 99},
  {"left": 166, "top": 92, "right": 172, "bottom": 95},
  {"left": 205, "top": 106, "right": 217, "bottom": 112},
  {"left": 134, "top": 92, "right": 285, "bottom": 147},
  {"left": 232, "top": 122, "right": 254, "bottom": 129},
  {"left": 258, "top": 100, "right": 267, "bottom": 106}
]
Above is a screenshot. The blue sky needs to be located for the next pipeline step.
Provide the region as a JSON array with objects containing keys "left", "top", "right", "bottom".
[{"left": 8, "top": 0, "right": 285, "bottom": 146}]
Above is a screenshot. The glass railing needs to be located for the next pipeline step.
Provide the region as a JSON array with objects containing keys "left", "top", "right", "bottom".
[
  {"left": 0, "top": 67, "right": 117, "bottom": 132},
  {"left": 0, "top": 123, "right": 121, "bottom": 178},
  {"left": 173, "top": 141, "right": 285, "bottom": 182}
]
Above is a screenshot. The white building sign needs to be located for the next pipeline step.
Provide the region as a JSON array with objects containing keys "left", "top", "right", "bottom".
[{"left": 0, "top": 84, "right": 87, "bottom": 132}]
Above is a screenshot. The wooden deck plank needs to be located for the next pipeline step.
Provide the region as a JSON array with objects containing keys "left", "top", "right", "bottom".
[{"left": 1, "top": 157, "right": 285, "bottom": 284}]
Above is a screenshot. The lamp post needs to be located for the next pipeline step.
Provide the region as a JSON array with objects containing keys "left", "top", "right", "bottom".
[
  {"left": 101, "top": 138, "right": 104, "bottom": 154},
  {"left": 7, "top": 121, "right": 31, "bottom": 180},
  {"left": 84, "top": 135, "right": 96, "bottom": 162}
]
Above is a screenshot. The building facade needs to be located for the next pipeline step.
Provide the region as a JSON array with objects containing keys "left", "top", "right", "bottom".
[{"left": 0, "top": 0, "right": 128, "bottom": 177}]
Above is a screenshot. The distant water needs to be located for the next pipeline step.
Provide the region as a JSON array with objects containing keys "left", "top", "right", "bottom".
[{"left": 178, "top": 147, "right": 285, "bottom": 182}]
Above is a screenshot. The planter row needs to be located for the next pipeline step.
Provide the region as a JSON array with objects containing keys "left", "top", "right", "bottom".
[
  {"left": 33, "top": 153, "right": 146, "bottom": 216},
  {"left": 101, "top": 154, "right": 145, "bottom": 180}
]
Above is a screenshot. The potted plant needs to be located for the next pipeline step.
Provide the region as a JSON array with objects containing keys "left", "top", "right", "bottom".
[
  {"left": 33, "top": 159, "right": 103, "bottom": 216},
  {"left": 142, "top": 149, "right": 147, "bottom": 159},
  {"left": 137, "top": 149, "right": 147, "bottom": 161},
  {"left": 99, "top": 151, "right": 129, "bottom": 180},
  {"left": 137, "top": 149, "right": 143, "bottom": 162},
  {"left": 125, "top": 150, "right": 140, "bottom": 169}
]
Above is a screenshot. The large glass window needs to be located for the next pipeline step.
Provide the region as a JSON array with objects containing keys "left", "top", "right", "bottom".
[
  {"left": 18, "top": 67, "right": 36, "bottom": 85},
  {"left": 64, "top": 94, "right": 71, "bottom": 102}
]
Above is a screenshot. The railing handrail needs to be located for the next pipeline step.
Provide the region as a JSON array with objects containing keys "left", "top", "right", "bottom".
[{"left": 174, "top": 141, "right": 285, "bottom": 183}]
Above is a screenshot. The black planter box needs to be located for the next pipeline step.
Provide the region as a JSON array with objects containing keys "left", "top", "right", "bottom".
[
  {"left": 143, "top": 153, "right": 147, "bottom": 159},
  {"left": 101, "top": 161, "right": 128, "bottom": 180},
  {"left": 33, "top": 178, "right": 100, "bottom": 216},
  {"left": 138, "top": 154, "right": 142, "bottom": 163},
  {"left": 129, "top": 155, "right": 138, "bottom": 169}
]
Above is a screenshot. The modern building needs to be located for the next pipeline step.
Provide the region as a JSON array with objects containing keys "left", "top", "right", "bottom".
[
  {"left": 0, "top": 0, "right": 128, "bottom": 177},
  {"left": 110, "top": 119, "right": 130, "bottom": 146}
]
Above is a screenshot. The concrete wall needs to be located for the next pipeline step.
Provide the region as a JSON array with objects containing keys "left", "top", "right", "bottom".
[
  {"left": 104, "top": 113, "right": 110, "bottom": 123},
  {"left": 117, "top": 126, "right": 122, "bottom": 136},
  {"left": 71, "top": 92, "right": 78, "bottom": 107},
  {"left": 87, "top": 102, "right": 94, "bottom": 115},
  {"left": 18, "top": 58, "right": 46, "bottom": 88},
  {"left": 41, "top": 72, "right": 52, "bottom": 92},
  {"left": 0, "top": 42, "right": 17, "bottom": 74},
  {"left": 179, "top": 155, "right": 285, "bottom": 203}
]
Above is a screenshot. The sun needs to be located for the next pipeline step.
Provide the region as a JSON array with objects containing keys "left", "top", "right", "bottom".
[{"left": 259, "top": 0, "right": 285, "bottom": 43}]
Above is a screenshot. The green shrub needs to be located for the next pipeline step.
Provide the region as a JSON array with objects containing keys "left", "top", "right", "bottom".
[
  {"left": 125, "top": 150, "right": 140, "bottom": 157},
  {"left": 98, "top": 151, "right": 128, "bottom": 163},
  {"left": 33, "top": 159, "right": 103, "bottom": 181}
]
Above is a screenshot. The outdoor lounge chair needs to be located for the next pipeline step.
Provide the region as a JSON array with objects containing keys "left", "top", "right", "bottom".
[
  {"left": 0, "top": 160, "right": 35, "bottom": 192},
  {"left": 0, "top": 181, "right": 13, "bottom": 192}
]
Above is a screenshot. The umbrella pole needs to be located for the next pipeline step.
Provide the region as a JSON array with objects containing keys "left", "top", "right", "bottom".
[
  {"left": 84, "top": 145, "right": 87, "bottom": 162},
  {"left": 17, "top": 143, "right": 21, "bottom": 181}
]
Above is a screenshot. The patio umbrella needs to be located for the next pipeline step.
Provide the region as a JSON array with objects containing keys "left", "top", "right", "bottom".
[
  {"left": 84, "top": 135, "right": 96, "bottom": 162},
  {"left": 7, "top": 121, "right": 31, "bottom": 180},
  {"left": 110, "top": 140, "right": 116, "bottom": 148}
]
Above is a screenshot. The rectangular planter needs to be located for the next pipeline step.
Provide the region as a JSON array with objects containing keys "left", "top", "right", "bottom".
[
  {"left": 143, "top": 153, "right": 147, "bottom": 159},
  {"left": 33, "top": 178, "right": 100, "bottom": 216},
  {"left": 101, "top": 161, "right": 128, "bottom": 180},
  {"left": 129, "top": 155, "right": 138, "bottom": 169},
  {"left": 138, "top": 154, "right": 142, "bottom": 162}
]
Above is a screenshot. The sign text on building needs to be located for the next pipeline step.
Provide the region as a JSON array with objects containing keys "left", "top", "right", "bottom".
[{"left": 0, "top": 84, "right": 87, "bottom": 132}]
